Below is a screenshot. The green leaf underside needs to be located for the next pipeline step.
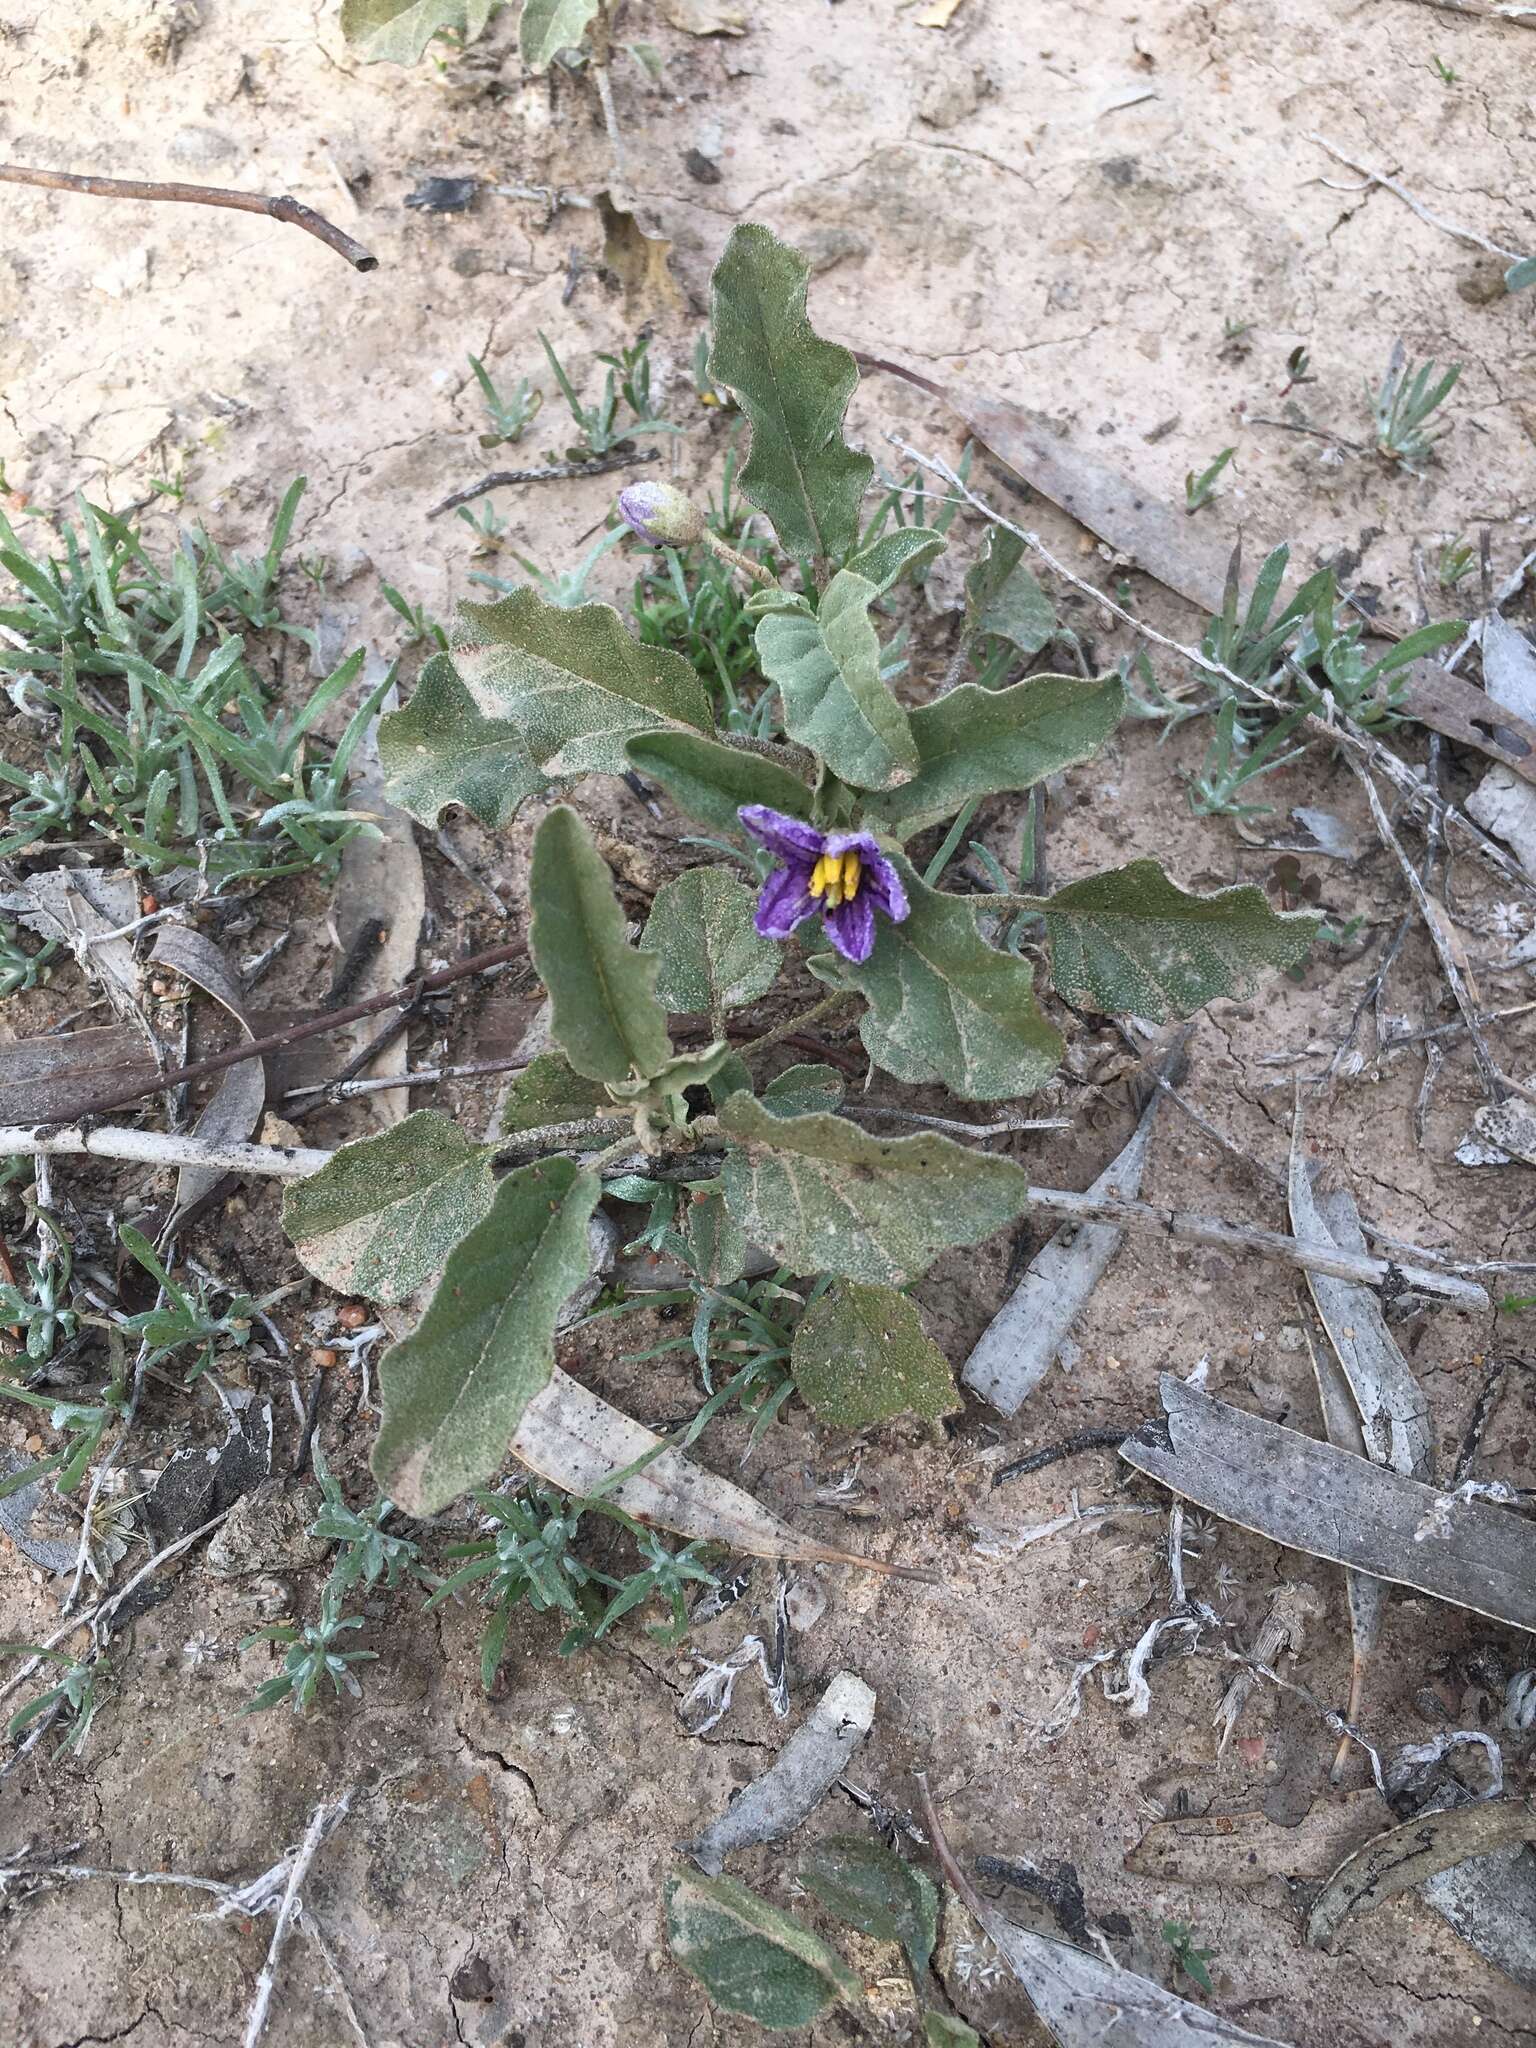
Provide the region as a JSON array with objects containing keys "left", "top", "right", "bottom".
[
  {"left": 760, "top": 1063, "right": 845, "bottom": 1118},
  {"left": 756, "top": 571, "right": 917, "bottom": 792},
  {"left": 870, "top": 672, "right": 1124, "bottom": 839},
  {"left": 799, "top": 1834, "right": 940, "bottom": 1971},
  {"left": 664, "top": 1868, "right": 861, "bottom": 2031},
  {"left": 965, "top": 526, "right": 1056, "bottom": 655},
  {"left": 708, "top": 224, "right": 874, "bottom": 562},
  {"left": 791, "top": 1284, "right": 958, "bottom": 1427},
  {"left": 845, "top": 526, "right": 945, "bottom": 598},
  {"left": 625, "top": 730, "right": 813, "bottom": 839},
  {"left": 371, "top": 1158, "right": 599, "bottom": 1514},
  {"left": 924, "top": 2018, "right": 982, "bottom": 2048},
  {"left": 681, "top": 1182, "right": 748, "bottom": 1287},
  {"left": 341, "top": 0, "right": 495, "bottom": 63},
  {"left": 281, "top": 1111, "right": 497, "bottom": 1308},
  {"left": 517, "top": 0, "right": 601, "bottom": 69},
  {"left": 529, "top": 807, "right": 673, "bottom": 1085},
  {"left": 823, "top": 867, "right": 1062, "bottom": 1101},
  {"left": 1036, "top": 858, "right": 1321, "bottom": 1020},
  {"left": 717, "top": 1093, "right": 1029, "bottom": 1287},
  {"left": 378, "top": 654, "right": 544, "bottom": 828},
  {"left": 498, "top": 1051, "right": 613, "bottom": 1136},
  {"left": 644, "top": 868, "right": 781, "bottom": 1014},
  {"left": 454, "top": 587, "right": 713, "bottom": 782},
  {"left": 608, "top": 1041, "right": 733, "bottom": 1103}
]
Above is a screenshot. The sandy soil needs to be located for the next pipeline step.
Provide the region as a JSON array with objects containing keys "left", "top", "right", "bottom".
[{"left": 2, "top": 1, "right": 1535, "bottom": 2044}]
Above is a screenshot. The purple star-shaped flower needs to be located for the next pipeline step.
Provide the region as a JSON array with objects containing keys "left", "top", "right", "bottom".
[{"left": 739, "top": 805, "right": 910, "bottom": 965}]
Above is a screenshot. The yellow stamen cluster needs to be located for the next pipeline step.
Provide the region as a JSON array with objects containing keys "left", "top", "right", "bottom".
[{"left": 809, "top": 849, "right": 862, "bottom": 910}]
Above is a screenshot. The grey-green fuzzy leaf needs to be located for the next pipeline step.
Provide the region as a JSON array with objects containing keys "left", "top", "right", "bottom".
[
  {"left": 799, "top": 1833, "right": 940, "bottom": 1971},
  {"left": 625, "top": 730, "right": 814, "bottom": 838},
  {"left": 281, "top": 1109, "right": 497, "bottom": 1307},
  {"left": 791, "top": 1284, "right": 958, "bottom": 1427},
  {"left": 845, "top": 526, "right": 945, "bottom": 598},
  {"left": 718, "top": 1093, "right": 1029, "bottom": 1287},
  {"left": 644, "top": 868, "right": 781, "bottom": 1014},
  {"left": 455, "top": 586, "right": 712, "bottom": 782},
  {"left": 341, "top": 0, "right": 495, "bottom": 63},
  {"left": 756, "top": 570, "right": 917, "bottom": 791},
  {"left": 378, "top": 653, "right": 545, "bottom": 828},
  {"left": 371, "top": 1158, "right": 599, "bottom": 1514},
  {"left": 518, "top": 0, "right": 601, "bottom": 70},
  {"left": 1036, "top": 858, "right": 1320, "bottom": 1019},
  {"left": 680, "top": 1182, "right": 748, "bottom": 1287},
  {"left": 870, "top": 671, "right": 1123, "bottom": 839},
  {"left": 498, "top": 1051, "right": 614, "bottom": 1136},
  {"left": 826, "top": 867, "right": 1062, "bottom": 1101},
  {"left": 760, "top": 1063, "right": 845, "bottom": 1118},
  {"left": 664, "top": 1867, "right": 861, "bottom": 2030},
  {"left": 529, "top": 806, "right": 672, "bottom": 1085},
  {"left": 708, "top": 224, "right": 874, "bottom": 562},
  {"left": 965, "top": 525, "right": 1056, "bottom": 655}
]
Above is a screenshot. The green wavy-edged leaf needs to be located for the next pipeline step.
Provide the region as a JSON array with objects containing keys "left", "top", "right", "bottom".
[
  {"left": 965, "top": 526, "right": 1055, "bottom": 656},
  {"left": 498, "top": 1051, "right": 612, "bottom": 1136},
  {"left": 708, "top": 224, "right": 873, "bottom": 562},
  {"left": 799, "top": 1834, "right": 940, "bottom": 1969},
  {"left": 281, "top": 1109, "right": 496, "bottom": 1308},
  {"left": 518, "top": 0, "right": 600, "bottom": 69},
  {"left": 679, "top": 1182, "right": 747, "bottom": 1287},
  {"left": 371, "top": 1157, "right": 599, "bottom": 1514},
  {"left": 718, "top": 1093, "right": 1029, "bottom": 1288},
  {"left": 845, "top": 525, "right": 945, "bottom": 599},
  {"left": 791, "top": 1284, "right": 958, "bottom": 1427},
  {"left": 454, "top": 586, "right": 712, "bottom": 782},
  {"left": 1035, "top": 858, "right": 1321, "bottom": 1020},
  {"left": 341, "top": 0, "right": 495, "bottom": 63},
  {"left": 760, "top": 1063, "right": 845, "bottom": 1118},
  {"left": 644, "top": 868, "right": 780, "bottom": 1015},
  {"left": 824, "top": 868, "right": 1061, "bottom": 1101},
  {"left": 756, "top": 571, "right": 917, "bottom": 791},
  {"left": 626, "top": 730, "right": 812, "bottom": 838},
  {"left": 529, "top": 806, "right": 672, "bottom": 1084},
  {"left": 871, "top": 672, "right": 1123, "bottom": 840},
  {"left": 664, "top": 1868, "right": 861, "bottom": 2032},
  {"left": 378, "top": 653, "right": 544, "bottom": 828}
]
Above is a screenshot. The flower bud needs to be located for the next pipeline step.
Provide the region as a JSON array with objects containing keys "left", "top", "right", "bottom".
[{"left": 616, "top": 480, "right": 705, "bottom": 547}]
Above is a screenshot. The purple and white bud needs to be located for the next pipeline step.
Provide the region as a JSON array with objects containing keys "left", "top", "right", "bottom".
[{"left": 616, "top": 480, "right": 705, "bottom": 548}]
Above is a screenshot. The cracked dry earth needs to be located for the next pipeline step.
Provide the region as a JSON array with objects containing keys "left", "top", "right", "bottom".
[{"left": 3, "top": 1, "right": 1536, "bottom": 2044}]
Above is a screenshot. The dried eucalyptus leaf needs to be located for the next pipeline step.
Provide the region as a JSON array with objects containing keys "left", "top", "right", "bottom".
[
  {"left": 965, "top": 525, "right": 1056, "bottom": 656},
  {"left": 845, "top": 525, "right": 945, "bottom": 598},
  {"left": 379, "top": 652, "right": 544, "bottom": 828},
  {"left": 871, "top": 672, "right": 1124, "bottom": 840},
  {"left": 709, "top": 223, "right": 873, "bottom": 562},
  {"left": 791, "top": 1280, "right": 959, "bottom": 1426},
  {"left": 510, "top": 1367, "right": 895, "bottom": 1568},
  {"left": 1121, "top": 1375, "right": 1536, "bottom": 1633},
  {"left": 282, "top": 1110, "right": 497, "bottom": 1307},
  {"left": 342, "top": 0, "right": 495, "bottom": 64},
  {"left": 1289, "top": 1132, "right": 1433, "bottom": 1481},
  {"left": 664, "top": 1867, "right": 862, "bottom": 2030},
  {"left": 529, "top": 806, "right": 672, "bottom": 1086},
  {"left": 498, "top": 1051, "right": 613, "bottom": 1136},
  {"left": 626, "top": 729, "right": 813, "bottom": 838},
  {"left": 1036, "top": 859, "right": 1319, "bottom": 1020},
  {"left": 1307, "top": 1800, "right": 1536, "bottom": 1952},
  {"left": 371, "top": 1158, "right": 599, "bottom": 1514},
  {"left": 645, "top": 868, "right": 781, "bottom": 1014},
  {"left": 518, "top": 0, "right": 600, "bottom": 70},
  {"left": 963, "top": 1085, "right": 1161, "bottom": 1414},
  {"left": 718, "top": 1093, "right": 1030, "bottom": 1287},
  {"left": 760, "top": 1063, "right": 845, "bottom": 1118},
  {"left": 1126, "top": 1791, "right": 1386, "bottom": 1887},
  {"left": 684, "top": 1670, "right": 876, "bottom": 1873},
  {"left": 828, "top": 867, "right": 1061, "bottom": 1102},
  {"left": 1300, "top": 1320, "right": 1388, "bottom": 1728},
  {"left": 756, "top": 571, "right": 918, "bottom": 792},
  {"left": 799, "top": 1833, "right": 938, "bottom": 1971},
  {"left": 455, "top": 586, "right": 712, "bottom": 782}
]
